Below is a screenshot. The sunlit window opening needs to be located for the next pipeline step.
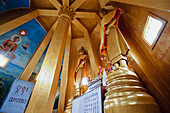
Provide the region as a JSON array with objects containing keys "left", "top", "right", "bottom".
[
  {"left": 0, "top": 54, "right": 11, "bottom": 69},
  {"left": 142, "top": 14, "right": 166, "bottom": 47},
  {"left": 82, "top": 76, "right": 88, "bottom": 86}
]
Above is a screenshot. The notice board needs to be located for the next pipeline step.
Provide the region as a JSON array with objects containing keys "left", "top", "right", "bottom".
[
  {"left": 72, "top": 86, "right": 102, "bottom": 113},
  {"left": 0, "top": 79, "right": 34, "bottom": 113}
]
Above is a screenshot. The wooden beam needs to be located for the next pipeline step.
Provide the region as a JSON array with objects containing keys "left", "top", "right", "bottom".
[
  {"left": 72, "top": 18, "right": 87, "bottom": 33},
  {"left": 49, "top": 0, "right": 62, "bottom": 10},
  {"left": 25, "top": 18, "right": 70, "bottom": 113},
  {"left": 0, "top": 9, "right": 59, "bottom": 36},
  {"left": 0, "top": 8, "right": 32, "bottom": 25},
  {"left": 72, "top": 35, "right": 84, "bottom": 39},
  {"left": 104, "top": 0, "right": 170, "bottom": 12},
  {"left": 19, "top": 20, "right": 58, "bottom": 81},
  {"left": 99, "top": 0, "right": 105, "bottom": 8},
  {"left": 70, "top": 0, "right": 86, "bottom": 11},
  {"left": 91, "top": 23, "right": 101, "bottom": 41},
  {"left": 95, "top": 13, "right": 102, "bottom": 23},
  {"left": 84, "top": 32, "right": 99, "bottom": 79},
  {"left": 0, "top": 10, "right": 39, "bottom": 36},
  {"left": 72, "top": 18, "right": 99, "bottom": 79},
  {"left": 75, "top": 12, "right": 96, "bottom": 18},
  {"left": 91, "top": 23, "right": 101, "bottom": 35},
  {"left": 90, "top": 23, "right": 102, "bottom": 69},
  {"left": 62, "top": 0, "right": 69, "bottom": 7},
  {"left": 37, "top": 9, "right": 58, "bottom": 16},
  {"left": 72, "top": 14, "right": 100, "bottom": 33},
  {"left": 36, "top": 17, "right": 50, "bottom": 32},
  {"left": 58, "top": 25, "right": 72, "bottom": 113}
]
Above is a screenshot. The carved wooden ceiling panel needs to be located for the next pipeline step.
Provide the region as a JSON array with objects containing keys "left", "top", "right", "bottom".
[{"left": 30, "top": 0, "right": 101, "bottom": 38}]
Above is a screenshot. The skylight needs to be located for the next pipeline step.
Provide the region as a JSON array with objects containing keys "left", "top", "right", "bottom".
[{"left": 142, "top": 13, "right": 167, "bottom": 48}]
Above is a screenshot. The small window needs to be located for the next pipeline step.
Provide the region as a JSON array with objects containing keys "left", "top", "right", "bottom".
[
  {"left": 0, "top": 53, "right": 11, "bottom": 69},
  {"left": 142, "top": 13, "right": 167, "bottom": 49}
]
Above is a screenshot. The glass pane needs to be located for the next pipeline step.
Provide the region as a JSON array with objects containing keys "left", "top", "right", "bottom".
[{"left": 143, "top": 16, "right": 163, "bottom": 45}]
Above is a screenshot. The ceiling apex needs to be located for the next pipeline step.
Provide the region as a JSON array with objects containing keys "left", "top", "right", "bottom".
[{"left": 58, "top": 6, "right": 75, "bottom": 21}]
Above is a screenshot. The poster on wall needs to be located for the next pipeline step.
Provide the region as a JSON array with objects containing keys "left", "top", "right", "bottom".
[
  {"left": 0, "top": 79, "right": 34, "bottom": 113},
  {"left": 72, "top": 86, "right": 102, "bottom": 113},
  {"left": 0, "top": 19, "right": 46, "bottom": 107}
]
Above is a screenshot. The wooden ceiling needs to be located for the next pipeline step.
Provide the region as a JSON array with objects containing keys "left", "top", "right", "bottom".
[{"left": 30, "top": 0, "right": 101, "bottom": 39}]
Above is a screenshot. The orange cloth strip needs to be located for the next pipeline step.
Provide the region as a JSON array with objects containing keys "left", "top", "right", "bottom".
[{"left": 100, "top": 8, "right": 122, "bottom": 56}]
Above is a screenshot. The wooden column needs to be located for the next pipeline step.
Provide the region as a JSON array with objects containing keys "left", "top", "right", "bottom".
[
  {"left": 70, "top": 0, "right": 86, "bottom": 11},
  {"left": 25, "top": 16, "right": 70, "bottom": 113},
  {"left": 19, "top": 21, "right": 58, "bottom": 81},
  {"left": 62, "top": 0, "right": 69, "bottom": 7},
  {"left": 57, "top": 26, "right": 72, "bottom": 113},
  {"left": 84, "top": 33, "right": 98, "bottom": 79}
]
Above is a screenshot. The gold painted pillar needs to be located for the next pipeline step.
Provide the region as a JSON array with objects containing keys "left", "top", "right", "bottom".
[
  {"left": 58, "top": 26, "right": 72, "bottom": 113},
  {"left": 25, "top": 7, "right": 74, "bottom": 113}
]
